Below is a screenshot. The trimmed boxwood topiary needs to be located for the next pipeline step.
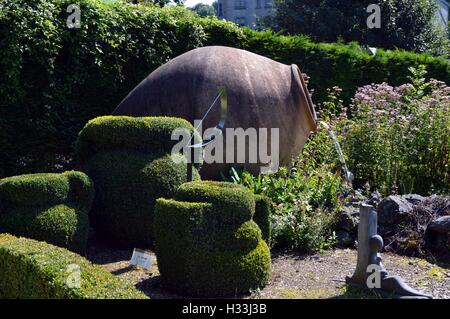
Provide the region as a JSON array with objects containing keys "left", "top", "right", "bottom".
[
  {"left": 154, "top": 181, "right": 271, "bottom": 297},
  {"left": 0, "top": 171, "right": 94, "bottom": 253},
  {"left": 75, "top": 116, "right": 202, "bottom": 248},
  {"left": 0, "top": 234, "right": 147, "bottom": 299},
  {"left": 175, "top": 181, "right": 273, "bottom": 244},
  {"left": 254, "top": 195, "right": 272, "bottom": 246}
]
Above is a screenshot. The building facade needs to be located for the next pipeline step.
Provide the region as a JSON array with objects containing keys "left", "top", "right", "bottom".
[{"left": 217, "top": 0, "right": 274, "bottom": 28}]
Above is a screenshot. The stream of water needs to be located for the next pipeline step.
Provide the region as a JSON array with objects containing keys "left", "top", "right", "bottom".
[{"left": 319, "top": 121, "right": 354, "bottom": 184}]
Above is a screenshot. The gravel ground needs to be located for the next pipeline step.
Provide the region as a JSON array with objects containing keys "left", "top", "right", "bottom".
[{"left": 87, "top": 242, "right": 449, "bottom": 299}]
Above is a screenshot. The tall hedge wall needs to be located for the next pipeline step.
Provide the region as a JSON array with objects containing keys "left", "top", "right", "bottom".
[
  {"left": 1, "top": 0, "right": 448, "bottom": 178},
  {"left": 0, "top": 234, "right": 147, "bottom": 298}
]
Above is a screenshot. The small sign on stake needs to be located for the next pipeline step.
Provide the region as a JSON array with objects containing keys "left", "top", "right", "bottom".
[{"left": 129, "top": 248, "right": 153, "bottom": 270}]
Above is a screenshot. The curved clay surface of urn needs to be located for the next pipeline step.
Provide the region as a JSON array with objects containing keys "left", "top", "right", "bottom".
[{"left": 113, "top": 46, "right": 317, "bottom": 179}]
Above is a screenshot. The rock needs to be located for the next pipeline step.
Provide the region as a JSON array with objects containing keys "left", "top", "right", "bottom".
[
  {"left": 351, "top": 211, "right": 360, "bottom": 218},
  {"left": 377, "top": 195, "right": 414, "bottom": 226},
  {"left": 425, "top": 217, "right": 450, "bottom": 263},
  {"left": 335, "top": 210, "right": 359, "bottom": 232},
  {"left": 346, "top": 190, "right": 367, "bottom": 205},
  {"left": 366, "top": 191, "right": 381, "bottom": 207},
  {"left": 336, "top": 230, "right": 354, "bottom": 247},
  {"left": 401, "top": 194, "right": 426, "bottom": 205},
  {"left": 112, "top": 46, "right": 317, "bottom": 179},
  {"left": 428, "top": 216, "right": 450, "bottom": 233}
]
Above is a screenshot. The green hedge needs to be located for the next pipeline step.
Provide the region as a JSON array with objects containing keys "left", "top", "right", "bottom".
[
  {"left": 241, "top": 31, "right": 450, "bottom": 104},
  {"left": 76, "top": 116, "right": 201, "bottom": 248},
  {"left": 175, "top": 181, "right": 272, "bottom": 241},
  {"left": 154, "top": 181, "right": 271, "bottom": 297},
  {"left": 0, "top": 234, "right": 147, "bottom": 298},
  {"left": 0, "top": 171, "right": 93, "bottom": 253},
  {"left": 254, "top": 195, "right": 272, "bottom": 245},
  {"left": 76, "top": 115, "right": 202, "bottom": 163},
  {"left": 1, "top": 0, "right": 448, "bottom": 177}
]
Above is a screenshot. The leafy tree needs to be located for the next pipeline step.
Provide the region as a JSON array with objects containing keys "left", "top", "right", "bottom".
[
  {"left": 272, "top": 0, "right": 449, "bottom": 55},
  {"left": 190, "top": 3, "right": 216, "bottom": 17},
  {"left": 212, "top": 1, "right": 218, "bottom": 13}
]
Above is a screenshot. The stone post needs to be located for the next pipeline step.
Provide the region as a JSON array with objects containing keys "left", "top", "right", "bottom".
[{"left": 346, "top": 204, "right": 432, "bottom": 299}]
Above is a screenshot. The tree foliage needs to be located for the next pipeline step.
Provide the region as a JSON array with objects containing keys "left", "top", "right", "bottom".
[
  {"left": 273, "top": 0, "right": 449, "bottom": 56},
  {"left": 190, "top": 3, "right": 216, "bottom": 17}
]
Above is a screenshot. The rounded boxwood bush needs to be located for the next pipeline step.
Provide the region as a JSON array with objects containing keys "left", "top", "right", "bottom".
[
  {"left": 0, "top": 171, "right": 94, "bottom": 253},
  {"left": 154, "top": 181, "right": 271, "bottom": 297},
  {"left": 0, "top": 234, "right": 147, "bottom": 299},
  {"left": 75, "top": 116, "right": 201, "bottom": 248}
]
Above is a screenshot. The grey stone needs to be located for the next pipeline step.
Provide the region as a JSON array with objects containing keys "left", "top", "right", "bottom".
[
  {"left": 401, "top": 194, "right": 426, "bottom": 205},
  {"left": 377, "top": 196, "right": 414, "bottom": 226},
  {"left": 336, "top": 230, "right": 354, "bottom": 247},
  {"left": 336, "top": 211, "right": 358, "bottom": 232},
  {"left": 366, "top": 191, "right": 382, "bottom": 207},
  {"left": 346, "top": 204, "right": 432, "bottom": 299},
  {"left": 347, "top": 190, "right": 367, "bottom": 204},
  {"left": 351, "top": 210, "right": 360, "bottom": 218},
  {"left": 428, "top": 216, "right": 450, "bottom": 233}
]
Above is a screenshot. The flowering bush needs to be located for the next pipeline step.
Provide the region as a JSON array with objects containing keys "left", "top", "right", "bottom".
[
  {"left": 325, "top": 66, "right": 449, "bottom": 195},
  {"left": 229, "top": 66, "right": 448, "bottom": 252}
]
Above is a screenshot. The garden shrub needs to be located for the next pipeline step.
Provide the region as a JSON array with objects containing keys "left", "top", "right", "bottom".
[
  {"left": 76, "top": 116, "right": 201, "bottom": 248},
  {"left": 0, "top": 234, "right": 147, "bottom": 299},
  {"left": 0, "top": 0, "right": 448, "bottom": 178},
  {"left": 254, "top": 195, "right": 272, "bottom": 245},
  {"left": 154, "top": 181, "right": 271, "bottom": 297},
  {"left": 175, "top": 180, "right": 272, "bottom": 243},
  {"left": 232, "top": 66, "right": 449, "bottom": 252},
  {"left": 0, "top": 171, "right": 93, "bottom": 253},
  {"left": 234, "top": 162, "right": 342, "bottom": 252},
  {"left": 316, "top": 66, "right": 450, "bottom": 195}
]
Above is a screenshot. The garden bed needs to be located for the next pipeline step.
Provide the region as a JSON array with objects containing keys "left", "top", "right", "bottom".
[{"left": 87, "top": 241, "right": 450, "bottom": 299}]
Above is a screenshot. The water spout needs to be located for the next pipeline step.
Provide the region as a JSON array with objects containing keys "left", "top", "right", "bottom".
[{"left": 319, "top": 121, "right": 354, "bottom": 184}]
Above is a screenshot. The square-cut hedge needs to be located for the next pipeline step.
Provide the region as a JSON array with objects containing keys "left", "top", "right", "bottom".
[
  {"left": 0, "top": 171, "right": 94, "bottom": 253},
  {"left": 76, "top": 116, "right": 201, "bottom": 248},
  {"left": 0, "top": 234, "right": 147, "bottom": 299},
  {"left": 154, "top": 181, "right": 271, "bottom": 297}
]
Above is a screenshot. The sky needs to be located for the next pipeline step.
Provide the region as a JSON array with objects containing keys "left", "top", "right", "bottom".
[{"left": 184, "top": 0, "right": 215, "bottom": 8}]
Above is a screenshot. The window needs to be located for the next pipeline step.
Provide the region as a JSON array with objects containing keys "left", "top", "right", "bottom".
[
  {"left": 218, "top": 3, "right": 223, "bottom": 17},
  {"left": 235, "top": 17, "right": 247, "bottom": 25},
  {"left": 256, "top": 0, "right": 262, "bottom": 9},
  {"left": 234, "top": 0, "right": 246, "bottom": 10},
  {"left": 264, "top": 0, "right": 272, "bottom": 8}
]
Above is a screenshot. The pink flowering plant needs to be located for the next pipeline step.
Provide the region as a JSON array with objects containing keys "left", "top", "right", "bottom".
[
  {"left": 316, "top": 65, "right": 449, "bottom": 195},
  {"left": 231, "top": 67, "right": 448, "bottom": 252}
]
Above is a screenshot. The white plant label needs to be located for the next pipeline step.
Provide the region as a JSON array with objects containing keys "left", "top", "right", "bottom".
[{"left": 130, "top": 248, "right": 153, "bottom": 270}]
